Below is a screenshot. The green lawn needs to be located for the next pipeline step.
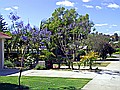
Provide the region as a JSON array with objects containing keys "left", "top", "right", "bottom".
[
  {"left": 73, "top": 62, "right": 110, "bottom": 67},
  {"left": 93, "top": 62, "right": 110, "bottom": 67},
  {"left": 0, "top": 76, "right": 91, "bottom": 90}
]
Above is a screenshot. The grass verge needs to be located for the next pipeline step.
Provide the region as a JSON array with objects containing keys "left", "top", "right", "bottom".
[
  {"left": 0, "top": 76, "right": 91, "bottom": 90},
  {"left": 93, "top": 62, "right": 110, "bottom": 67},
  {"left": 73, "top": 62, "right": 110, "bottom": 67}
]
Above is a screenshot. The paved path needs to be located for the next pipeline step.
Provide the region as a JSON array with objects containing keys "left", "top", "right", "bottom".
[{"left": 82, "top": 61, "right": 120, "bottom": 90}]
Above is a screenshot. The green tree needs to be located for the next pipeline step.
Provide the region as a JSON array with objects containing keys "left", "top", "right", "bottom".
[
  {"left": 84, "top": 32, "right": 115, "bottom": 59},
  {"left": 0, "top": 14, "right": 7, "bottom": 32},
  {"left": 45, "top": 7, "right": 94, "bottom": 69},
  {"left": 113, "top": 33, "right": 119, "bottom": 41}
]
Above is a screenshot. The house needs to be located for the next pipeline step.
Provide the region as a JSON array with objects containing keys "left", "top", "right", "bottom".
[{"left": 0, "top": 32, "right": 11, "bottom": 69}]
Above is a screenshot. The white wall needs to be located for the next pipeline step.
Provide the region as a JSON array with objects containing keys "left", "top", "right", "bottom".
[{"left": 0, "top": 39, "right": 4, "bottom": 69}]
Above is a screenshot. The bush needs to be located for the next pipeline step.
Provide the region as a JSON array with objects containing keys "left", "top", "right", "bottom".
[
  {"left": 77, "top": 50, "right": 86, "bottom": 55},
  {"left": 116, "top": 48, "right": 120, "bottom": 52},
  {"left": 76, "top": 50, "right": 86, "bottom": 61},
  {"left": 35, "top": 64, "right": 46, "bottom": 70},
  {"left": 4, "top": 60, "right": 14, "bottom": 67},
  {"left": 114, "top": 48, "right": 120, "bottom": 54}
]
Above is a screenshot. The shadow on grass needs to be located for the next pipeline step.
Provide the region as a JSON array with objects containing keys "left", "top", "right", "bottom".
[
  {"left": 48, "top": 86, "right": 81, "bottom": 90},
  {"left": 0, "top": 83, "right": 29, "bottom": 90}
]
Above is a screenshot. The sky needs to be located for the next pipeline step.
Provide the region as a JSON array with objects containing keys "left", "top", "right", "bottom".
[{"left": 0, "top": 0, "right": 120, "bottom": 36}]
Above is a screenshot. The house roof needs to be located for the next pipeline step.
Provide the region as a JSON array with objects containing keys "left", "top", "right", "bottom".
[{"left": 0, "top": 32, "right": 11, "bottom": 39}]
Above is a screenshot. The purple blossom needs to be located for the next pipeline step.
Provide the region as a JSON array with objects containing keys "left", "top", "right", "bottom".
[
  {"left": 32, "top": 38, "right": 36, "bottom": 42},
  {"left": 15, "top": 21, "right": 24, "bottom": 28},
  {"left": 25, "top": 23, "right": 32, "bottom": 31},
  {"left": 68, "top": 23, "right": 73, "bottom": 29},
  {"left": 79, "top": 21, "right": 83, "bottom": 26},
  {"left": 40, "top": 28, "right": 51, "bottom": 37},
  {"left": 21, "top": 36, "right": 28, "bottom": 41},
  {"left": 32, "top": 31, "right": 39, "bottom": 37},
  {"left": 9, "top": 12, "right": 20, "bottom": 21},
  {"left": 40, "top": 42, "right": 44, "bottom": 44},
  {"left": 40, "top": 46, "right": 46, "bottom": 49},
  {"left": 12, "top": 30, "right": 19, "bottom": 35}
]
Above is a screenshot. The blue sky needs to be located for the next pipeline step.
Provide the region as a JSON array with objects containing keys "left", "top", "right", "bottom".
[{"left": 0, "top": 0, "right": 120, "bottom": 35}]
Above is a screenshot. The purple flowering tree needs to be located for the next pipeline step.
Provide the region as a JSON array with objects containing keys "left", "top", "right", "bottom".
[
  {"left": 45, "top": 7, "right": 94, "bottom": 69},
  {"left": 8, "top": 11, "right": 52, "bottom": 69}
]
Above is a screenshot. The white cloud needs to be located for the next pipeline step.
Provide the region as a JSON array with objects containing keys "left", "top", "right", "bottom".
[
  {"left": 4, "top": 7, "right": 12, "bottom": 11},
  {"left": 83, "top": 4, "right": 94, "bottom": 8},
  {"left": 4, "top": 6, "right": 19, "bottom": 11},
  {"left": 111, "top": 24, "right": 117, "bottom": 27},
  {"left": 75, "top": 7, "right": 78, "bottom": 10},
  {"left": 107, "top": 3, "right": 120, "bottom": 9},
  {"left": 82, "top": 0, "right": 91, "bottom": 2},
  {"left": 95, "top": 23, "right": 108, "bottom": 27},
  {"left": 12, "top": 6, "right": 19, "bottom": 10},
  {"left": 96, "top": 6, "right": 102, "bottom": 9},
  {"left": 109, "top": 24, "right": 117, "bottom": 28},
  {"left": 56, "top": 0, "right": 74, "bottom": 7}
]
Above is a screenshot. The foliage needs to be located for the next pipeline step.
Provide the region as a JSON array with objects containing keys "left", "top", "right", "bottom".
[
  {"left": 84, "top": 33, "right": 110, "bottom": 51},
  {"left": 80, "top": 51, "right": 99, "bottom": 70},
  {"left": 114, "top": 48, "right": 120, "bottom": 54},
  {"left": 76, "top": 50, "right": 86, "bottom": 61},
  {"left": 77, "top": 50, "right": 86, "bottom": 55},
  {"left": 0, "top": 14, "right": 7, "bottom": 32},
  {"left": 40, "top": 50, "right": 55, "bottom": 61},
  {"left": 99, "top": 43, "right": 115, "bottom": 59},
  {"left": 3, "top": 7, "right": 94, "bottom": 69},
  {"left": 35, "top": 64, "right": 46, "bottom": 70},
  {"left": 111, "top": 33, "right": 119, "bottom": 41},
  {"left": 4, "top": 11, "right": 52, "bottom": 68},
  {"left": 0, "top": 76, "right": 91, "bottom": 90},
  {"left": 115, "top": 48, "right": 120, "bottom": 52},
  {"left": 4, "top": 60, "right": 14, "bottom": 67},
  {"left": 84, "top": 33, "right": 115, "bottom": 59},
  {"left": 24, "top": 55, "right": 35, "bottom": 68},
  {"left": 45, "top": 7, "right": 94, "bottom": 69}
]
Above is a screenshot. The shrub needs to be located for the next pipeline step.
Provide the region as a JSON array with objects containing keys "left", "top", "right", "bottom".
[
  {"left": 116, "top": 48, "right": 120, "bottom": 52},
  {"left": 114, "top": 48, "right": 120, "bottom": 54},
  {"left": 77, "top": 50, "right": 86, "bottom": 56},
  {"left": 76, "top": 50, "right": 86, "bottom": 61},
  {"left": 35, "top": 64, "right": 46, "bottom": 70},
  {"left": 80, "top": 51, "right": 99, "bottom": 70},
  {"left": 4, "top": 60, "right": 14, "bottom": 67}
]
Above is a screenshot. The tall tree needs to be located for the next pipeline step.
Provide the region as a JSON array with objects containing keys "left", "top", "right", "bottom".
[
  {"left": 114, "top": 33, "right": 119, "bottom": 41},
  {"left": 44, "top": 7, "right": 94, "bottom": 69},
  {"left": 0, "top": 14, "right": 7, "bottom": 32}
]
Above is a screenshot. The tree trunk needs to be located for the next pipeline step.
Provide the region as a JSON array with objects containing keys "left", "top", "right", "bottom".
[
  {"left": 19, "top": 68, "right": 22, "bottom": 89},
  {"left": 89, "top": 60, "right": 92, "bottom": 70},
  {"left": 71, "top": 62, "right": 74, "bottom": 70}
]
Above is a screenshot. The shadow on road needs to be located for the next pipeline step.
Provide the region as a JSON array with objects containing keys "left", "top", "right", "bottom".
[{"left": 0, "top": 68, "right": 19, "bottom": 76}]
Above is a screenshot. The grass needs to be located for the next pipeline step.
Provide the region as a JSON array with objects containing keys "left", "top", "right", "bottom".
[
  {"left": 0, "top": 76, "right": 91, "bottom": 90},
  {"left": 107, "top": 55, "right": 118, "bottom": 58},
  {"left": 93, "top": 62, "right": 110, "bottom": 67},
  {"left": 73, "top": 61, "right": 110, "bottom": 67}
]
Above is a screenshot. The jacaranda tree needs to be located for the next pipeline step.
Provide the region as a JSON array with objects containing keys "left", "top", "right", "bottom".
[{"left": 44, "top": 7, "right": 94, "bottom": 69}]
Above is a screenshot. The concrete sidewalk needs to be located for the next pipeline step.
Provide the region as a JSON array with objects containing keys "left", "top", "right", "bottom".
[
  {"left": 8, "top": 69, "right": 98, "bottom": 78},
  {"left": 81, "top": 61, "right": 120, "bottom": 90}
]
